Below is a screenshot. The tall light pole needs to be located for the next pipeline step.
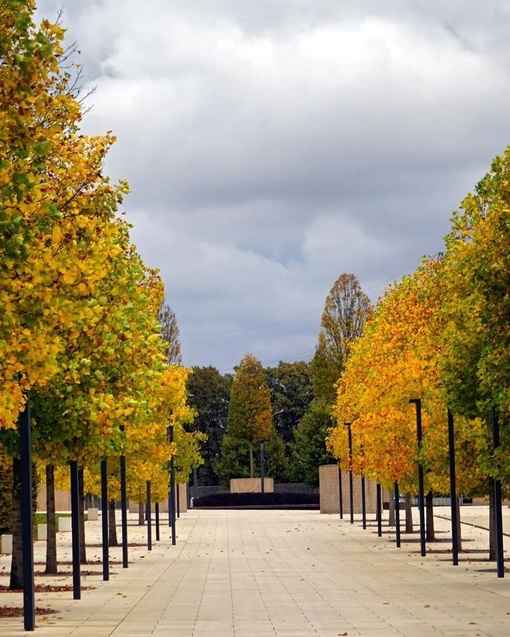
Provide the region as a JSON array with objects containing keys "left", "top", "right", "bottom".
[
  {"left": 345, "top": 423, "right": 353, "bottom": 524},
  {"left": 447, "top": 409, "right": 459, "bottom": 566},
  {"left": 119, "top": 425, "right": 128, "bottom": 569},
  {"left": 100, "top": 458, "right": 109, "bottom": 580},
  {"left": 410, "top": 398, "right": 426, "bottom": 557},
  {"left": 19, "top": 400, "right": 35, "bottom": 629},
  {"left": 168, "top": 425, "right": 176, "bottom": 545},
  {"left": 338, "top": 460, "right": 343, "bottom": 519},
  {"left": 492, "top": 407, "right": 504, "bottom": 578},
  {"left": 376, "top": 483, "right": 382, "bottom": 537}
]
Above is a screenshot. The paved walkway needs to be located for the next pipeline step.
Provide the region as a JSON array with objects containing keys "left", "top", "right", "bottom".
[{"left": 1, "top": 507, "right": 510, "bottom": 636}]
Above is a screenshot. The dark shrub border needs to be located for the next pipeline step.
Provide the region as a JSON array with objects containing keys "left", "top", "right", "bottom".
[{"left": 192, "top": 492, "right": 319, "bottom": 509}]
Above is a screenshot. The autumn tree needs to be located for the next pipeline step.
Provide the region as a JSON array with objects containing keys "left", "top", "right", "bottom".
[
  {"left": 328, "top": 257, "right": 488, "bottom": 546},
  {"left": 0, "top": 0, "right": 198, "bottom": 586},
  {"left": 219, "top": 354, "right": 272, "bottom": 479},
  {"left": 441, "top": 148, "right": 510, "bottom": 422},
  {"left": 440, "top": 147, "right": 510, "bottom": 557},
  {"left": 83, "top": 365, "right": 200, "bottom": 543},
  {"left": 329, "top": 261, "right": 446, "bottom": 493},
  {"left": 0, "top": 2, "right": 126, "bottom": 430},
  {"left": 0, "top": 1, "right": 142, "bottom": 587},
  {"left": 30, "top": 240, "right": 169, "bottom": 574},
  {"left": 295, "top": 274, "right": 371, "bottom": 485}
]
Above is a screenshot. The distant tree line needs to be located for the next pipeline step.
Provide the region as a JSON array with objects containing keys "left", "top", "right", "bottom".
[{"left": 186, "top": 273, "right": 371, "bottom": 488}]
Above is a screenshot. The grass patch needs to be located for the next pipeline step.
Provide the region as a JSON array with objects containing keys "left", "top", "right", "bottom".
[{"left": 33, "top": 512, "right": 88, "bottom": 540}]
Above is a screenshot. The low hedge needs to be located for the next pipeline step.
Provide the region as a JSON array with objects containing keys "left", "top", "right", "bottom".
[{"left": 192, "top": 492, "right": 319, "bottom": 509}]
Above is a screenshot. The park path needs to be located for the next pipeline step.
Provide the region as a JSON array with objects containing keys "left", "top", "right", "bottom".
[{"left": 1, "top": 507, "right": 510, "bottom": 636}]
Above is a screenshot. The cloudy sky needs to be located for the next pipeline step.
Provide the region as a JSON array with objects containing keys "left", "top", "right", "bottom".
[{"left": 37, "top": 0, "right": 510, "bottom": 372}]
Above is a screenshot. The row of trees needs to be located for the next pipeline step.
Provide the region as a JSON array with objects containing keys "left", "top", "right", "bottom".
[
  {"left": 201, "top": 146, "right": 510, "bottom": 526},
  {"left": 186, "top": 361, "right": 316, "bottom": 487},
  {"left": 327, "top": 148, "right": 510, "bottom": 552},
  {"left": 0, "top": 1, "right": 203, "bottom": 586},
  {"left": 185, "top": 273, "right": 373, "bottom": 488}
]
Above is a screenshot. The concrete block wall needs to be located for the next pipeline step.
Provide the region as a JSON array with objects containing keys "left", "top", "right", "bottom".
[
  {"left": 319, "top": 464, "right": 388, "bottom": 515},
  {"left": 129, "top": 483, "right": 188, "bottom": 514},
  {"left": 37, "top": 488, "right": 71, "bottom": 512},
  {"left": 38, "top": 483, "right": 189, "bottom": 515}
]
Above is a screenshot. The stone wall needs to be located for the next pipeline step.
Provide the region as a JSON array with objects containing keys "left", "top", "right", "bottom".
[
  {"left": 230, "top": 478, "right": 274, "bottom": 493},
  {"left": 319, "top": 464, "right": 388, "bottom": 515}
]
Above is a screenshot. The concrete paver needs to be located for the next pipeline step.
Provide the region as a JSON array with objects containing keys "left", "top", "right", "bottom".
[{"left": 1, "top": 506, "right": 510, "bottom": 636}]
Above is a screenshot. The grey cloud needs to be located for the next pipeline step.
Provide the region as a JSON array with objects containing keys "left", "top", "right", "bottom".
[{"left": 34, "top": 0, "right": 510, "bottom": 370}]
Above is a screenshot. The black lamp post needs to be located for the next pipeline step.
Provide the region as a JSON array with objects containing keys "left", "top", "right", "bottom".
[
  {"left": 394, "top": 481, "right": 401, "bottom": 548},
  {"left": 100, "top": 458, "right": 109, "bottom": 580},
  {"left": 146, "top": 480, "right": 152, "bottom": 551},
  {"left": 19, "top": 400, "right": 35, "bottom": 629},
  {"left": 119, "top": 425, "right": 128, "bottom": 568},
  {"left": 345, "top": 422, "right": 354, "bottom": 524},
  {"left": 492, "top": 407, "right": 504, "bottom": 578},
  {"left": 410, "top": 398, "right": 426, "bottom": 557},
  {"left": 376, "top": 483, "right": 382, "bottom": 537},
  {"left": 447, "top": 409, "right": 459, "bottom": 566},
  {"left": 361, "top": 474, "right": 366, "bottom": 530},
  {"left": 338, "top": 461, "right": 343, "bottom": 519},
  {"left": 70, "top": 459, "right": 82, "bottom": 598},
  {"left": 168, "top": 425, "right": 176, "bottom": 545},
  {"left": 260, "top": 442, "right": 265, "bottom": 494},
  {"left": 360, "top": 443, "right": 366, "bottom": 530}
]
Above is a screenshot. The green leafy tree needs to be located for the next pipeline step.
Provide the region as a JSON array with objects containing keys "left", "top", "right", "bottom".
[
  {"left": 311, "top": 346, "right": 341, "bottom": 405},
  {"left": 186, "top": 366, "right": 232, "bottom": 485},
  {"left": 313, "top": 273, "right": 372, "bottom": 403},
  {"left": 263, "top": 426, "right": 290, "bottom": 482},
  {"left": 292, "top": 399, "right": 334, "bottom": 487},
  {"left": 221, "top": 354, "right": 272, "bottom": 479},
  {"left": 216, "top": 427, "right": 289, "bottom": 486},
  {"left": 265, "top": 361, "right": 314, "bottom": 446},
  {"left": 215, "top": 436, "right": 251, "bottom": 487}
]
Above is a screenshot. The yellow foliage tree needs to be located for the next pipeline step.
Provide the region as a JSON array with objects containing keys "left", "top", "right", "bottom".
[{"left": 329, "top": 258, "right": 486, "bottom": 496}]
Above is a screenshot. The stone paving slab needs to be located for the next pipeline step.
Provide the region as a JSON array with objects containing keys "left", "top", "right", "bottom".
[{"left": 1, "top": 506, "right": 510, "bottom": 636}]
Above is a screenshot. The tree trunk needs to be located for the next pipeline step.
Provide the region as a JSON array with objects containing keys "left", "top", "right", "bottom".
[
  {"left": 425, "top": 491, "right": 435, "bottom": 541},
  {"left": 388, "top": 492, "right": 395, "bottom": 526},
  {"left": 404, "top": 495, "right": 413, "bottom": 532},
  {"left": 45, "top": 464, "right": 57, "bottom": 574},
  {"left": 78, "top": 468, "right": 86, "bottom": 564},
  {"left": 249, "top": 442, "right": 254, "bottom": 478},
  {"left": 489, "top": 481, "right": 496, "bottom": 561},
  {"left": 109, "top": 500, "right": 118, "bottom": 546},
  {"left": 138, "top": 501, "right": 144, "bottom": 526},
  {"left": 9, "top": 458, "right": 23, "bottom": 589}
]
